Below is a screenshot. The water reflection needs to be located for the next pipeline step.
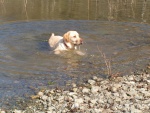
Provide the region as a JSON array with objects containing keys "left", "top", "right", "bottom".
[{"left": 0, "top": 0, "right": 150, "bottom": 23}]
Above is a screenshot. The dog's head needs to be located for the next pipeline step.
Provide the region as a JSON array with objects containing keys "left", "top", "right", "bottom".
[{"left": 63, "top": 31, "right": 83, "bottom": 49}]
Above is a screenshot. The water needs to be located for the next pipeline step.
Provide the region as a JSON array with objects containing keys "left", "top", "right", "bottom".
[{"left": 0, "top": 0, "right": 150, "bottom": 109}]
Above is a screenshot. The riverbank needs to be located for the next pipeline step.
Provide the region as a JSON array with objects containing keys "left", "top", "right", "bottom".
[{"left": 1, "top": 70, "right": 150, "bottom": 113}]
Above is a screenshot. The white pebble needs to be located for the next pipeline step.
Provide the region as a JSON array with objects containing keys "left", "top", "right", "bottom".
[
  {"left": 82, "top": 87, "right": 90, "bottom": 93},
  {"left": 38, "top": 91, "right": 44, "bottom": 97},
  {"left": 88, "top": 79, "right": 96, "bottom": 85}
]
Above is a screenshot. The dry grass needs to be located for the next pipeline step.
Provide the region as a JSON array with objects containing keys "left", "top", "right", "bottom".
[{"left": 97, "top": 45, "right": 121, "bottom": 78}]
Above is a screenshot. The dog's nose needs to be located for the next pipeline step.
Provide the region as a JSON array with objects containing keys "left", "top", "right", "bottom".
[{"left": 80, "top": 39, "right": 83, "bottom": 44}]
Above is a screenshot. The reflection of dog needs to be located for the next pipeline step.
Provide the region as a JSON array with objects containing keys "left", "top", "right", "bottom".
[{"left": 49, "top": 31, "right": 83, "bottom": 54}]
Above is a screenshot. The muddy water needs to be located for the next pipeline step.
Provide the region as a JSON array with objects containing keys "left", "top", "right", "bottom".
[{"left": 0, "top": 0, "right": 150, "bottom": 109}]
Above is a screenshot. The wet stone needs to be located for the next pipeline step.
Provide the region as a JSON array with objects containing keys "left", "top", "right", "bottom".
[{"left": 5, "top": 73, "right": 150, "bottom": 113}]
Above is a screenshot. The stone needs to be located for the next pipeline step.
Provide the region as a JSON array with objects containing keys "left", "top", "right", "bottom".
[
  {"left": 74, "top": 98, "right": 84, "bottom": 104},
  {"left": 115, "top": 97, "right": 121, "bottom": 102},
  {"left": 91, "top": 86, "right": 99, "bottom": 93},
  {"left": 130, "top": 105, "right": 142, "bottom": 113},
  {"left": 72, "top": 88, "right": 78, "bottom": 92},
  {"left": 5, "top": 72, "right": 150, "bottom": 113},
  {"left": 88, "top": 79, "right": 96, "bottom": 85},
  {"left": 72, "top": 83, "right": 77, "bottom": 87},
  {"left": 128, "top": 76, "right": 134, "bottom": 81},
  {"left": 71, "top": 103, "right": 79, "bottom": 109},
  {"left": 94, "top": 108, "right": 103, "bottom": 113},
  {"left": 13, "top": 110, "right": 22, "bottom": 113},
  {"left": 93, "top": 76, "right": 98, "bottom": 80},
  {"left": 41, "top": 95, "right": 48, "bottom": 101},
  {"left": 111, "top": 87, "right": 117, "bottom": 92},
  {"left": 68, "top": 92, "right": 77, "bottom": 96},
  {"left": 0, "top": 111, "right": 6, "bottom": 113},
  {"left": 84, "top": 96, "right": 91, "bottom": 102},
  {"left": 90, "top": 99, "right": 97, "bottom": 104},
  {"left": 38, "top": 91, "right": 44, "bottom": 97},
  {"left": 82, "top": 87, "right": 90, "bottom": 93}
]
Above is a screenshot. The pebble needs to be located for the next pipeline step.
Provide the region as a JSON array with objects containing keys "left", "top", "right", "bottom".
[
  {"left": 82, "top": 87, "right": 90, "bottom": 93},
  {"left": 3, "top": 73, "right": 150, "bottom": 113},
  {"left": 71, "top": 103, "right": 79, "bottom": 109},
  {"left": 38, "top": 91, "right": 44, "bottom": 97},
  {"left": 72, "top": 87, "right": 78, "bottom": 92},
  {"left": 74, "top": 98, "right": 83, "bottom": 104},
  {"left": 0, "top": 110, "right": 6, "bottom": 113},
  {"left": 88, "top": 79, "right": 96, "bottom": 85},
  {"left": 91, "top": 86, "right": 99, "bottom": 93},
  {"left": 41, "top": 95, "right": 48, "bottom": 101}
]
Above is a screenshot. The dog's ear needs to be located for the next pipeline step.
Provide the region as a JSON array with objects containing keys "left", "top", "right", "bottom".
[{"left": 63, "top": 32, "right": 70, "bottom": 42}]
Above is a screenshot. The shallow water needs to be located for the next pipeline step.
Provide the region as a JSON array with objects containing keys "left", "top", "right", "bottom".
[
  {"left": 0, "top": 0, "right": 150, "bottom": 109},
  {"left": 0, "top": 20, "right": 150, "bottom": 108}
]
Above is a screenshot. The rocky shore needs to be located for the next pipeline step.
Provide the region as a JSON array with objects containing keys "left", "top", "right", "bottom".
[{"left": 1, "top": 72, "right": 150, "bottom": 113}]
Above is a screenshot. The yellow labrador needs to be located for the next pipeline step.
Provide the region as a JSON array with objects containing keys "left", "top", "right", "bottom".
[{"left": 49, "top": 31, "right": 83, "bottom": 54}]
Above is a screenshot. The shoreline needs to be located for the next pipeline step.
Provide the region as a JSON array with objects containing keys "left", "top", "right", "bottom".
[{"left": 1, "top": 70, "right": 150, "bottom": 113}]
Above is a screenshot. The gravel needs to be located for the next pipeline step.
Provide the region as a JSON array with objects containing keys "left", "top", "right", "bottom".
[{"left": 1, "top": 72, "right": 150, "bottom": 113}]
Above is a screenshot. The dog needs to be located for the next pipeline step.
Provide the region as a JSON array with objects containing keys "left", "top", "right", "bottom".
[{"left": 48, "top": 31, "right": 83, "bottom": 54}]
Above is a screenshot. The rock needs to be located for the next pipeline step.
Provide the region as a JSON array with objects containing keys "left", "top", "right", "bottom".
[
  {"left": 94, "top": 108, "right": 103, "bottom": 113},
  {"left": 122, "top": 93, "right": 129, "bottom": 99},
  {"left": 111, "top": 87, "right": 117, "bottom": 92},
  {"left": 57, "top": 96, "right": 64, "bottom": 103},
  {"left": 130, "top": 105, "right": 142, "bottom": 113},
  {"left": 84, "top": 96, "right": 90, "bottom": 102},
  {"left": 93, "top": 76, "right": 98, "bottom": 80},
  {"left": 68, "top": 92, "right": 77, "bottom": 96},
  {"left": 41, "top": 95, "right": 48, "bottom": 101},
  {"left": 72, "top": 83, "right": 77, "bottom": 87},
  {"left": 128, "top": 76, "right": 134, "bottom": 81},
  {"left": 90, "top": 99, "right": 97, "bottom": 104},
  {"left": 13, "top": 110, "right": 22, "bottom": 113},
  {"left": 91, "top": 86, "right": 99, "bottom": 93},
  {"left": 88, "top": 79, "right": 96, "bottom": 85},
  {"left": 38, "top": 91, "right": 44, "bottom": 97},
  {"left": 74, "top": 98, "right": 84, "bottom": 104},
  {"left": 0, "top": 110, "right": 6, "bottom": 113},
  {"left": 72, "top": 87, "right": 78, "bottom": 92},
  {"left": 82, "top": 87, "right": 90, "bottom": 93},
  {"left": 5, "top": 72, "right": 150, "bottom": 113},
  {"left": 71, "top": 103, "right": 79, "bottom": 109},
  {"left": 115, "top": 97, "right": 121, "bottom": 102}
]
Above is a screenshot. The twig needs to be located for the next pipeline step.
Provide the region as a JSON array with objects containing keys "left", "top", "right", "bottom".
[{"left": 97, "top": 45, "right": 112, "bottom": 76}]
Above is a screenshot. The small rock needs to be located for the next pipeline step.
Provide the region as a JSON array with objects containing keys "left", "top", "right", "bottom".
[
  {"left": 94, "top": 108, "right": 103, "bottom": 113},
  {"left": 0, "top": 111, "right": 6, "bottom": 113},
  {"left": 13, "top": 110, "right": 22, "bottom": 113},
  {"left": 88, "top": 79, "right": 96, "bottom": 85},
  {"left": 90, "top": 99, "right": 97, "bottom": 104},
  {"left": 84, "top": 96, "right": 91, "bottom": 102},
  {"left": 38, "top": 91, "right": 44, "bottom": 97},
  {"left": 71, "top": 103, "right": 79, "bottom": 109},
  {"left": 72, "top": 88, "right": 78, "bottom": 92},
  {"left": 72, "top": 83, "right": 77, "bottom": 87},
  {"left": 41, "top": 95, "right": 48, "bottom": 101},
  {"left": 82, "top": 87, "right": 90, "bottom": 93},
  {"left": 115, "top": 97, "right": 121, "bottom": 102},
  {"left": 128, "top": 76, "right": 134, "bottom": 81},
  {"left": 111, "top": 87, "right": 117, "bottom": 92},
  {"left": 93, "top": 76, "right": 98, "bottom": 80},
  {"left": 130, "top": 105, "right": 142, "bottom": 113},
  {"left": 68, "top": 92, "right": 77, "bottom": 96},
  {"left": 74, "top": 98, "right": 84, "bottom": 104},
  {"left": 91, "top": 86, "right": 99, "bottom": 93}
]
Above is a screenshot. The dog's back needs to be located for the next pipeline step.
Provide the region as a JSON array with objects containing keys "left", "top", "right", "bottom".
[{"left": 49, "top": 33, "right": 63, "bottom": 48}]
